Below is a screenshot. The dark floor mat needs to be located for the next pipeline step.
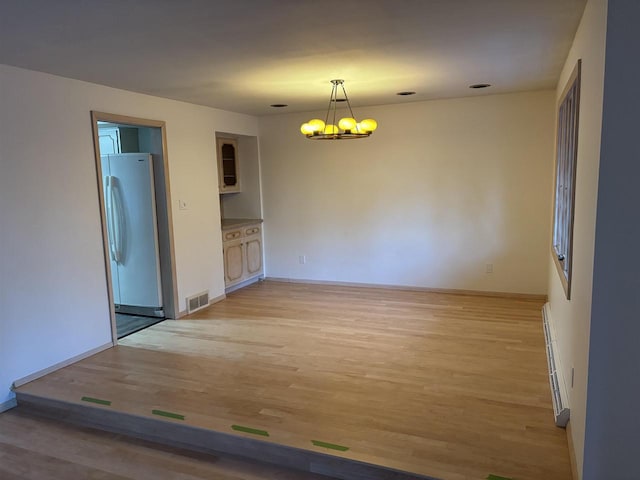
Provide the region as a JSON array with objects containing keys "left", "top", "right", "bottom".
[{"left": 116, "top": 313, "right": 165, "bottom": 338}]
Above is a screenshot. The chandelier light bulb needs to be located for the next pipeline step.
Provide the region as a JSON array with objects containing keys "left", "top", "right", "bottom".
[
  {"left": 359, "top": 118, "right": 378, "bottom": 132},
  {"left": 338, "top": 117, "right": 357, "bottom": 131},
  {"left": 308, "top": 118, "right": 325, "bottom": 133},
  {"left": 300, "top": 123, "right": 314, "bottom": 135}
]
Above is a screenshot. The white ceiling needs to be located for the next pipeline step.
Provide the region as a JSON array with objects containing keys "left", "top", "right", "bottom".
[{"left": 0, "top": 0, "right": 586, "bottom": 116}]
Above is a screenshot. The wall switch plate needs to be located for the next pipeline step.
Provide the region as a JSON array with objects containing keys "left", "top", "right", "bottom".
[
  {"left": 486, "top": 263, "right": 493, "bottom": 273},
  {"left": 178, "top": 199, "right": 188, "bottom": 210},
  {"left": 299, "top": 255, "right": 306, "bottom": 264}
]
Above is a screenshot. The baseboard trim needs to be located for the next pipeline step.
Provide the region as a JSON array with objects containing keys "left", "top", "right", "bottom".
[
  {"left": 0, "top": 397, "right": 18, "bottom": 413},
  {"left": 265, "top": 277, "right": 547, "bottom": 301},
  {"left": 566, "top": 420, "right": 579, "bottom": 480},
  {"left": 208, "top": 293, "right": 226, "bottom": 306},
  {"left": 225, "top": 276, "right": 263, "bottom": 294},
  {"left": 11, "top": 342, "right": 113, "bottom": 389}
]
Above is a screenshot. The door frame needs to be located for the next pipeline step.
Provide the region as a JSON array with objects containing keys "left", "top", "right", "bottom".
[{"left": 91, "top": 111, "right": 179, "bottom": 344}]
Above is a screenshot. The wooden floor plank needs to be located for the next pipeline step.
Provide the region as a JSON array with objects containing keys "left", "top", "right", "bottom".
[{"left": 13, "top": 281, "right": 570, "bottom": 480}]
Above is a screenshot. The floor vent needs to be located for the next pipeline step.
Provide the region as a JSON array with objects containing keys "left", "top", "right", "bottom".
[
  {"left": 542, "top": 303, "right": 570, "bottom": 427},
  {"left": 186, "top": 291, "right": 209, "bottom": 314}
]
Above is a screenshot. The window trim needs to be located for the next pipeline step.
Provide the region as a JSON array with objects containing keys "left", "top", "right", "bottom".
[{"left": 552, "top": 59, "right": 581, "bottom": 300}]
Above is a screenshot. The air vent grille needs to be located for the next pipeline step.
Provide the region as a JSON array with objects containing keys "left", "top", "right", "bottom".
[{"left": 186, "top": 290, "right": 210, "bottom": 314}]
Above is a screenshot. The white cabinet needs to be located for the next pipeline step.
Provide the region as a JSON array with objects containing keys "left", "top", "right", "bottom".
[
  {"left": 222, "top": 222, "right": 263, "bottom": 289},
  {"left": 98, "top": 126, "right": 140, "bottom": 154},
  {"left": 99, "top": 127, "right": 121, "bottom": 154},
  {"left": 217, "top": 137, "right": 241, "bottom": 194}
]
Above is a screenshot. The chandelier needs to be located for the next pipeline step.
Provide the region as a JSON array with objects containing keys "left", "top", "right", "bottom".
[{"left": 300, "top": 79, "right": 378, "bottom": 140}]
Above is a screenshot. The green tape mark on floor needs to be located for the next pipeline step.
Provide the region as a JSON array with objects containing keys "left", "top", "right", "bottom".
[
  {"left": 152, "top": 409, "right": 185, "bottom": 420},
  {"left": 311, "top": 440, "right": 350, "bottom": 452},
  {"left": 231, "top": 424, "right": 269, "bottom": 437},
  {"left": 487, "top": 475, "right": 514, "bottom": 480},
  {"left": 81, "top": 396, "right": 111, "bottom": 406}
]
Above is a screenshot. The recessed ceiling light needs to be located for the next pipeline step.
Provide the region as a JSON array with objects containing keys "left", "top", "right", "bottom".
[
  {"left": 270, "top": 104, "right": 288, "bottom": 108},
  {"left": 469, "top": 83, "right": 491, "bottom": 89},
  {"left": 396, "top": 91, "right": 416, "bottom": 96}
]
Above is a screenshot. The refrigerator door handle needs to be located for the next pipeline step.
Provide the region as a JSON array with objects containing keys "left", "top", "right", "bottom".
[
  {"left": 105, "top": 176, "right": 119, "bottom": 263},
  {"left": 111, "top": 176, "right": 125, "bottom": 264}
]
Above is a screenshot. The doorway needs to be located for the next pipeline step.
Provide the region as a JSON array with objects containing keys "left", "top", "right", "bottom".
[{"left": 91, "top": 112, "right": 178, "bottom": 340}]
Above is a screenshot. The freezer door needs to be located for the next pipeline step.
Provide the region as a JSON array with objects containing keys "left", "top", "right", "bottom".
[
  {"left": 107, "top": 153, "right": 163, "bottom": 309},
  {"left": 101, "top": 161, "right": 122, "bottom": 306}
]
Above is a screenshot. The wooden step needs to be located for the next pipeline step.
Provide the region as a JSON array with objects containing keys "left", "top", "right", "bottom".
[
  {"left": 0, "top": 406, "right": 330, "bottom": 480},
  {"left": 15, "top": 392, "right": 433, "bottom": 480}
]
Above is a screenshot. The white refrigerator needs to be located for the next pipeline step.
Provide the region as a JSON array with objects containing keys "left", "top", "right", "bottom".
[{"left": 101, "top": 153, "right": 164, "bottom": 317}]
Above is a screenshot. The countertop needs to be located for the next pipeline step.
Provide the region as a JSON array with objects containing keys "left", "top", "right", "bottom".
[{"left": 221, "top": 218, "right": 263, "bottom": 230}]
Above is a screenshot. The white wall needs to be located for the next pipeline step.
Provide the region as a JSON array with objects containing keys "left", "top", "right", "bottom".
[
  {"left": 259, "top": 91, "right": 555, "bottom": 294},
  {"left": 219, "top": 134, "right": 263, "bottom": 219},
  {"left": 583, "top": 0, "right": 640, "bottom": 477},
  {"left": 0, "top": 64, "right": 258, "bottom": 406},
  {"left": 545, "top": 0, "right": 607, "bottom": 475}
]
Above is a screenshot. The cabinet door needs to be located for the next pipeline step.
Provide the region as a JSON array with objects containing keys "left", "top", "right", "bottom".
[
  {"left": 98, "top": 128, "right": 121, "bottom": 154},
  {"left": 217, "top": 138, "right": 240, "bottom": 193},
  {"left": 245, "top": 236, "right": 263, "bottom": 277},
  {"left": 224, "top": 239, "right": 244, "bottom": 285}
]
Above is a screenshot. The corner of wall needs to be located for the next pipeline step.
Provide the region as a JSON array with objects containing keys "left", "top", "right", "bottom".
[{"left": 0, "top": 396, "right": 18, "bottom": 413}]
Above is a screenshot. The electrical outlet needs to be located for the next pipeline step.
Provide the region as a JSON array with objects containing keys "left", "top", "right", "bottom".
[
  {"left": 486, "top": 263, "right": 493, "bottom": 273},
  {"left": 299, "top": 255, "right": 306, "bottom": 264}
]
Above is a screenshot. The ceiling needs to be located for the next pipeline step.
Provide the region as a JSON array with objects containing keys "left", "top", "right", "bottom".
[{"left": 0, "top": 0, "right": 586, "bottom": 116}]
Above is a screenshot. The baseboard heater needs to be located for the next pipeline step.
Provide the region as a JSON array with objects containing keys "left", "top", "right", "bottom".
[{"left": 542, "top": 303, "right": 570, "bottom": 427}]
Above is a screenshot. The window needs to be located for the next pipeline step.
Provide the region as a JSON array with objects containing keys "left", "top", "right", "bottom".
[{"left": 552, "top": 60, "right": 581, "bottom": 299}]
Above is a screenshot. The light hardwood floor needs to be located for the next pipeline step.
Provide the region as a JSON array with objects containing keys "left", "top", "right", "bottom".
[{"left": 13, "top": 281, "right": 571, "bottom": 480}]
